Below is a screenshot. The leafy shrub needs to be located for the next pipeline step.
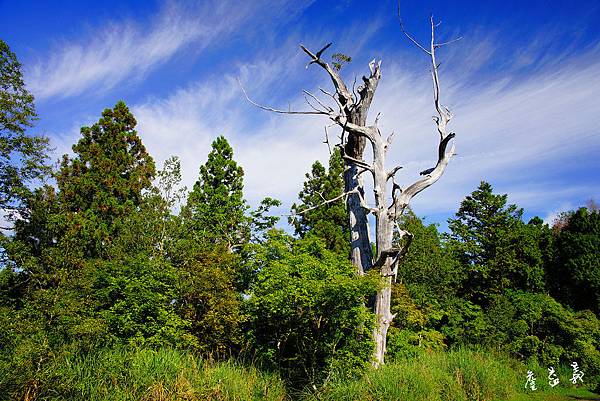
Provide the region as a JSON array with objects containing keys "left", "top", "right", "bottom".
[{"left": 246, "top": 232, "right": 377, "bottom": 386}]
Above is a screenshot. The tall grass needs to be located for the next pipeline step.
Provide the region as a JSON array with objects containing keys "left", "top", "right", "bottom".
[
  {"left": 7, "top": 347, "right": 595, "bottom": 400},
  {"left": 303, "top": 349, "right": 519, "bottom": 401},
  {"left": 26, "top": 347, "right": 287, "bottom": 401}
]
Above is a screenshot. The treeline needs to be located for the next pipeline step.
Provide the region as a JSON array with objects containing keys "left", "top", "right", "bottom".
[{"left": 0, "top": 39, "right": 599, "bottom": 399}]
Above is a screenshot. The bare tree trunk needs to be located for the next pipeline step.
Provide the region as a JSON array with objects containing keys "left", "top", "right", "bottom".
[
  {"left": 241, "top": 15, "right": 458, "bottom": 367},
  {"left": 345, "top": 166, "right": 372, "bottom": 274},
  {"left": 345, "top": 97, "right": 377, "bottom": 274},
  {"left": 372, "top": 136, "right": 394, "bottom": 366}
]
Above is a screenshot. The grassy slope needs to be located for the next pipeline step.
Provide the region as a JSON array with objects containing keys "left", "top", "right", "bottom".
[{"left": 6, "top": 347, "right": 597, "bottom": 401}]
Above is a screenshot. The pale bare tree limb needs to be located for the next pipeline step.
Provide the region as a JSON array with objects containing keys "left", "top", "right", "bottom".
[
  {"left": 337, "top": 145, "right": 374, "bottom": 172},
  {"left": 397, "top": 2, "right": 431, "bottom": 55},
  {"left": 323, "top": 126, "right": 333, "bottom": 154},
  {"left": 390, "top": 12, "right": 457, "bottom": 218},
  {"left": 319, "top": 87, "right": 345, "bottom": 113},
  {"left": 387, "top": 165, "right": 403, "bottom": 180},
  {"left": 291, "top": 189, "right": 353, "bottom": 217},
  {"left": 303, "top": 89, "right": 334, "bottom": 113},
  {"left": 238, "top": 78, "right": 326, "bottom": 116}
]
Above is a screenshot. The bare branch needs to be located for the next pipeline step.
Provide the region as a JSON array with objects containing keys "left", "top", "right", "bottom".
[
  {"left": 303, "top": 89, "right": 333, "bottom": 113},
  {"left": 397, "top": 1, "right": 432, "bottom": 55},
  {"left": 338, "top": 148, "right": 374, "bottom": 172},
  {"left": 386, "top": 131, "right": 395, "bottom": 147},
  {"left": 356, "top": 188, "right": 379, "bottom": 214},
  {"left": 387, "top": 165, "right": 403, "bottom": 180},
  {"left": 373, "top": 247, "right": 402, "bottom": 269},
  {"left": 323, "top": 126, "right": 332, "bottom": 155},
  {"left": 374, "top": 112, "right": 382, "bottom": 126},
  {"left": 292, "top": 188, "right": 358, "bottom": 216},
  {"left": 396, "top": 133, "right": 455, "bottom": 207},
  {"left": 239, "top": 78, "right": 326, "bottom": 116},
  {"left": 303, "top": 94, "right": 326, "bottom": 114},
  {"left": 319, "top": 87, "right": 344, "bottom": 113},
  {"left": 354, "top": 166, "right": 373, "bottom": 180},
  {"left": 388, "top": 15, "right": 457, "bottom": 217},
  {"left": 336, "top": 119, "right": 377, "bottom": 142},
  {"left": 390, "top": 227, "right": 414, "bottom": 281},
  {"left": 390, "top": 180, "right": 403, "bottom": 211},
  {"left": 435, "top": 36, "right": 463, "bottom": 48}
]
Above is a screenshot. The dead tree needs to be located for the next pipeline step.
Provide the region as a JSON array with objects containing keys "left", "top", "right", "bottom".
[{"left": 241, "top": 15, "right": 457, "bottom": 367}]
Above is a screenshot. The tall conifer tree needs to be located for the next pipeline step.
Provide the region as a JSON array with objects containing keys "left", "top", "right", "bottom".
[
  {"left": 183, "top": 135, "right": 248, "bottom": 250},
  {"left": 291, "top": 148, "right": 348, "bottom": 254},
  {"left": 57, "top": 101, "right": 155, "bottom": 257},
  {"left": 446, "top": 181, "right": 546, "bottom": 304},
  {"left": 0, "top": 39, "right": 50, "bottom": 226}
]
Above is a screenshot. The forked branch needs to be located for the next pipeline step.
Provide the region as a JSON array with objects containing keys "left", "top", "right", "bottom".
[
  {"left": 390, "top": 7, "right": 457, "bottom": 217},
  {"left": 291, "top": 186, "right": 377, "bottom": 219},
  {"left": 300, "top": 43, "right": 354, "bottom": 108},
  {"left": 238, "top": 78, "right": 326, "bottom": 116}
]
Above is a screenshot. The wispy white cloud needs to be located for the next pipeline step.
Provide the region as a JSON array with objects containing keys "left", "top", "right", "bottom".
[
  {"left": 27, "top": 0, "right": 313, "bottom": 100},
  {"left": 132, "top": 47, "right": 331, "bottom": 208},
  {"left": 131, "top": 21, "right": 386, "bottom": 209},
  {"left": 123, "top": 25, "right": 600, "bottom": 222}
]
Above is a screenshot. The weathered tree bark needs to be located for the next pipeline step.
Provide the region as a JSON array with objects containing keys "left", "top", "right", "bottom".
[{"left": 241, "top": 15, "right": 458, "bottom": 367}]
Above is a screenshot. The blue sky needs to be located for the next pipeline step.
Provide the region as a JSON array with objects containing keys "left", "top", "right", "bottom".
[{"left": 2, "top": 0, "right": 599, "bottom": 229}]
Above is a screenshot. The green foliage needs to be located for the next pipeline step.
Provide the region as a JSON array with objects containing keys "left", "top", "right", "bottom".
[
  {"left": 331, "top": 53, "right": 352, "bottom": 71},
  {"left": 112, "top": 156, "right": 187, "bottom": 258},
  {"left": 250, "top": 197, "right": 282, "bottom": 243},
  {"left": 387, "top": 212, "right": 458, "bottom": 359},
  {"left": 0, "top": 39, "right": 50, "bottom": 224},
  {"left": 57, "top": 100, "right": 155, "bottom": 258},
  {"left": 183, "top": 136, "right": 249, "bottom": 249},
  {"left": 246, "top": 232, "right": 377, "bottom": 386},
  {"left": 93, "top": 256, "right": 194, "bottom": 348},
  {"left": 291, "top": 149, "right": 348, "bottom": 254},
  {"left": 549, "top": 207, "right": 600, "bottom": 314},
  {"left": 485, "top": 290, "right": 600, "bottom": 389},
  {"left": 446, "top": 181, "right": 547, "bottom": 305},
  {"left": 175, "top": 246, "right": 246, "bottom": 355},
  {"left": 396, "top": 210, "right": 461, "bottom": 304},
  {"left": 387, "top": 283, "right": 447, "bottom": 360},
  {"left": 2, "top": 46, "right": 600, "bottom": 397}
]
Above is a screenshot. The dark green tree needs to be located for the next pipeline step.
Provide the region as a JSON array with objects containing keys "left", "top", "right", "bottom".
[
  {"left": 290, "top": 148, "right": 348, "bottom": 254},
  {"left": 549, "top": 207, "right": 600, "bottom": 314},
  {"left": 176, "top": 247, "right": 245, "bottom": 355},
  {"left": 395, "top": 211, "right": 460, "bottom": 304},
  {"left": 0, "top": 39, "right": 50, "bottom": 227},
  {"left": 485, "top": 290, "right": 600, "bottom": 389},
  {"left": 386, "top": 211, "right": 461, "bottom": 359},
  {"left": 182, "top": 136, "right": 248, "bottom": 251},
  {"left": 446, "top": 182, "right": 546, "bottom": 305},
  {"left": 56, "top": 101, "right": 155, "bottom": 258}
]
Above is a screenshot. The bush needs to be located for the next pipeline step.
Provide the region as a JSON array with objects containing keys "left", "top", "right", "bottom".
[{"left": 246, "top": 232, "right": 378, "bottom": 386}]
